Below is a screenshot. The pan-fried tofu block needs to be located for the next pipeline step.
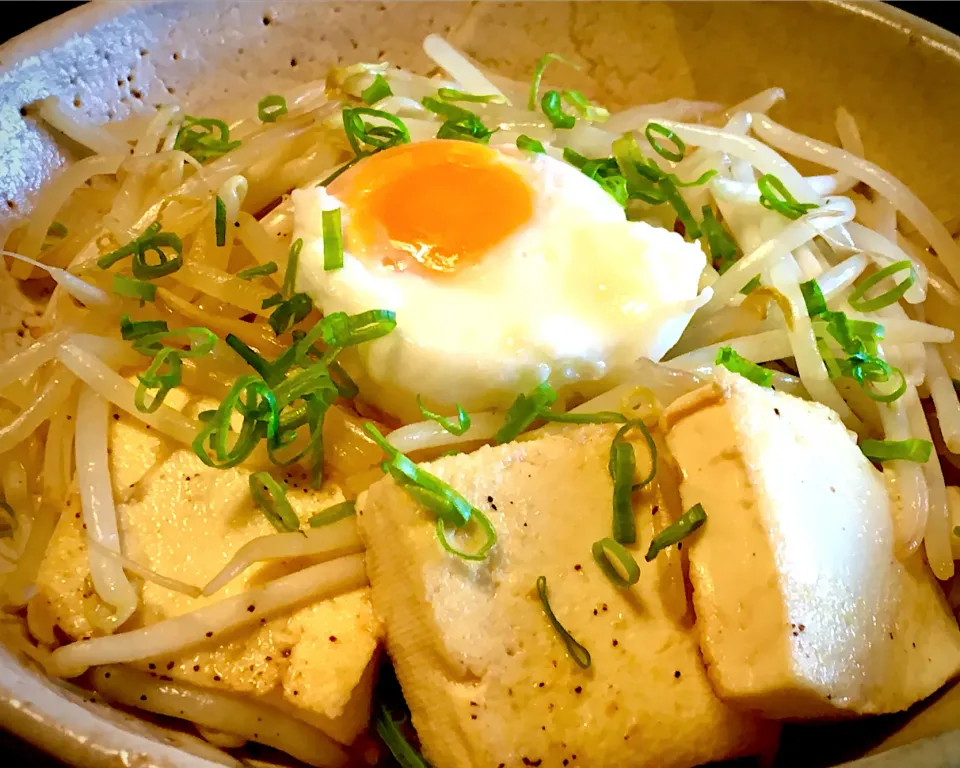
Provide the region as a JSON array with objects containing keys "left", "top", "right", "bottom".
[
  {"left": 33, "top": 417, "right": 381, "bottom": 745},
  {"left": 359, "top": 425, "right": 776, "bottom": 768},
  {"left": 663, "top": 370, "right": 960, "bottom": 718}
]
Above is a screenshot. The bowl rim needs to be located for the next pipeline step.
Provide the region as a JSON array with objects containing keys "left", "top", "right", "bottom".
[{"left": 2, "top": 1, "right": 960, "bottom": 766}]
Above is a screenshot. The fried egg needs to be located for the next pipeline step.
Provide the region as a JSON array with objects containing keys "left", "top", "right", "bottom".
[{"left": 294, "top": 140, "right": 707, "bottom": 421}]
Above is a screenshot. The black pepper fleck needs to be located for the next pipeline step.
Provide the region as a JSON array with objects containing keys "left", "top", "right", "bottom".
[
  {"left": 140, "top": 694, "right": 147, "bottom": 701},
  {"left": 193, "top": 665, "right": 200, "bottom": 672},
  {"left": 674, "top": 670, "right": 681, "bottom": 679},
  {"left": 213, "top": 675, "right": 221, "bottom": 682},
  {"left": 205, "top": 632, "right": 213, "bottom": 638},
  {"left": 574, "top": 686, "right": 582, "bottom": 694},
  {"left": 247, "top": 604, "right": 256, "bottom": 612},
  {"left": 574, "top": 564, "right": 582, "bottom": 571},
  {"left": 166, "top": 661, "right": 174, "bottom": 670},
  {"left": 612, "top": 639, "right": 619, "bottom": 647}
]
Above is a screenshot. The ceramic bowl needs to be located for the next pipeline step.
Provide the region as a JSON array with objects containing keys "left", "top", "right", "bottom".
[{"left": 1, "top": 2, "right": 959, "bottom": 766}]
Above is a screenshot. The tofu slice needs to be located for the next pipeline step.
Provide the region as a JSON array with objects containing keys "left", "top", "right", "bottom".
[
  {"left": 662, "top": 369, "right": 960, "bottom": 718},
  {"left": 358, "top": 425, "right": 776, "bottom": 768},
  {"left": 33, "top": 417, "right": 381, "bottom": 745}
]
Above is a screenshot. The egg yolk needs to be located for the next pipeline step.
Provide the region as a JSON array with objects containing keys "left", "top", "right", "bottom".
[{"left": 328, "top": 140, "right": 534, "bottom": 276}]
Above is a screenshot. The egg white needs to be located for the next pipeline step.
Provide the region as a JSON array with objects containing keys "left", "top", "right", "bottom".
[{"left": 294, "top": 147, "right": 707, "bottom": 422}]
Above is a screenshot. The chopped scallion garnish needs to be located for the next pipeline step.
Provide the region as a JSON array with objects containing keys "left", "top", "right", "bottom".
[
  {"left": 847, "top": 260, "right": 916, "bottom": 313},
  {"left": 98, "top": 222, "right": 184, "bottom": 280},
  {"left": 173, "top": 115, "right": 240, "bottom": 163},
  {"left": 365, "top": 423, "right": 496, "bottom": 559},
  {"left": 342, "top": 107, "right": 410, "bottom": 156},
  {"left": 437, "top": 87, "right": 505, "bottom": 104},
  {"left": 214, "top": 195, "right": 226, "bottom": 247},
  {"left": 645, "top": 122, "right": 685, "bottom": 162},
  {"left": 375, "top": 705, "right": 429, "bottom": 768},
  {"left": 540, "top": 90, "right": 575, "bottom": 130},
  {"left": 267, "top": 293, "right": 314, "bottom": 335},
  {"left": 700, "top": 205, "right": 738, "bottom": 273},
  {"left": 645, "top": 503, "right": 707, "bottom": 561},
  {"left": 715, "top": 347, "right": 773, "bottom": 388},
  {"left": 562, "top": 89, "right": 608, "bottom": 122},
  {"left": 516, "top": 134, "right": 546, "bottom": 153},
  {"left": 860, "top": 438, "right": 932, "bottom": 463},
  {"left": 361, "top": 75, "right": 393, "bottom": 105},
  {"left": 800, "top": 278, "right": 828, "bottom": 317},
  {"left": 48, "top": 221, "right": 68, "bottom": 238},
  {"left": 120, "top": 315, "right": 168, "bottom": 341},
  {"left": 536, "top": 575, "right": 591, "bottom": 669},
  {"left": 307, "top": 500, "right": 356, "bottom": 528},
  {"left": 236, "top": 261, "right": 278, "bottom": 280},
  {"left": 494, "top": 381, "right": 558, "bottom": 444},
  {"left": 249, "top": 472, "right": 300, "bottom": 532},
  {"left": 135, "top": 348, "right": 182, "bottom": 413},
  {"left": 658, "top": 174, "right": 700, "bottom": 239},
  {"left": 283, "top": 238, "right": 303, "bottom": 298},
  {"left": 540, "top": 410, "right": 627, "bottom": 425},
  {"left": 193, "top": 376, "right": 279, "bottom": 469},
  {"left": 528, "top": 53, "right": 579, "bottom": 111},
  {"left": 0, "top": 500, "right": 15, "bottom": 538},
  {"left": 608, "top": 420, "right": 657, "bottom": 544},
  {"left": 130, "top": 326, "right": 217, "bottom": 358},
  {"left": 417, "top": 396, "right": 471, "bottom": 436},
  {"left": 422, "top": 97, "right": 495, "bottom": 144},
  {"left": 112, "top": 274, "right": 157, "bottom": 303},
  {"left": 322, "top": 209, "right": 343, "bottom": 271},
  {"left": 257, "top": 94, "right": 288, "bottom": 123},
  {"left": 757, "top": 174, "right": 817, "bottom": 220},
  {"left": 591, "top": 538, "right": 640, "bottom": 588}
]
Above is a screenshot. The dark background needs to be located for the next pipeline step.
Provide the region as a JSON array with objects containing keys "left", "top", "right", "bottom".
[{"left": 0, "top": 1, "right": 958, "bottom": 766}]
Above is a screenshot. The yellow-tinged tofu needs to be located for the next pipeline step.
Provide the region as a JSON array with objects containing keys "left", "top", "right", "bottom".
[
  {"left": 33, "top": 417, "right": 381, "bottom": 745},
  {"left": 358, "top": 424, "right": 776, "bottom": 768},
  {"left": 663, "top": 369, "right": 960, "bottom": 718}
]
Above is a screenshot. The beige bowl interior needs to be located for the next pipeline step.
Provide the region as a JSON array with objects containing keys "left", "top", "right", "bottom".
[{"left": 0, "top": 1, "right": 959, "bottom": 765}]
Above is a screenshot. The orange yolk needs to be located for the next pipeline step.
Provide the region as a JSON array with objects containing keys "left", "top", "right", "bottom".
[{"left": 328, "top": 140, "right": 534, "bottom": 276}]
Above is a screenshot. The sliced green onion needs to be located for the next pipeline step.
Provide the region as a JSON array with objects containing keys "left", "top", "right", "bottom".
[
  {"left": 361, "top": 75, "right": 393, "bottom": 105},
  {"left": 541, "top": 90, "right": 575, "bottom": 130},
  {"left": 540, "top": 410, "right": 627, "bottom": 425},
  {"left": 120, "top": 315, "right": 168, "bottom": 341},
  {"left": 757, "top": 174, "right": 817, "bottom": 220},
  {"left": 847, "top": 260, "right": 916, "bottom": 312},
  {"left": 135, "top": 348, "right": 182, "bottom": 413},
  {"left": 562, "top": 89, "right": 609, "bottom": 122},
  {"left": 645, "top": 122, "right": 685, "bottom": 162},
  {"left": 672, "top": 169, "right": 718, "bottom": 187},
  {"left": 417, "top": 396, "right": 471, "bottom": 436},
  {"left": 598, "top": 175, "right": 628, "bottom": 207},
  {"left": 193, "top": 376, "right": 279, "bottom": 469},
  {"left": 839, "top": 352, "right": 906, "bottom": 403},
  {"left": 528, "top": 53, "right": 579, "bottom": 111},
  {"left": 342, "top": 107, "right": 410, "bottom": 156},
  {"left": 437, "top": 87, "right": 505, "bottom": 104},
  {"left": 701, "top": 205, "right": 738, "bottom": 273},
  {"left": 495, "top": 381, "right": 558, "bottom": 444},
  {"left": 822, "top": 311, "right": 884, "bottom": 357},
  {"left": 716, "top": 347, "right": 773, "bottom": 387},
  {"left": 954, "top": 526, "right": 960, "bottom": 538},
  {"left": 113, "top": 274, "right": 157, "bottom": 302},
  {"left": 214, "top": 195, "right": 227, "bottom": 247},
  {"left": 317, "top": 309, "right": 397, "bottom": 348},
  {"left": 48, "top": 221, "right": 68, "bottom": 238},
  {"left": 800, "top": 278, "right": 827, "bottom": 317},
  {"left": 249, "top": 472, "right": 300, "bottom": 532},
  {"left": 591, "top": 538, "right": 640, "bottom": 588},
  {"left": 375, "top": 705, "right": 428, "bottom": 768},
  {"left": 612, "top": 132, "right": 664, "bottom": 192},
  {"left": 645, "top": 503, "right": 707, "bottom": 561},
  {"left": 740, "top": 275, "right": 762, "bottom": 295},
  {"left": 282, "top": 238, "right": 304, "bottom": 298},
  {"left": 516, "top": 135, "right": 546, "bottom": 153},
  {"left": 322, "top": 209, "right": 343, "bottom": 271},
  {"left": 608, "top": 420, "right": 657, "bottom": 544},
  {"left": 366, "top": 422, "right": 497, "bottom": 559},
  {"left": 435, "top": 510, "right": 497, "bottom": 561},
  {"left": 173, "top": 115, "right": 241, "bottom": 163},
  {"left": 268, "top": 293, "right": 314, "bottom": 335},
  {"left": 423, "top": 98, "right": 495, "bottom": 144},
  {"left": 236, "top": 261, "right": 278, "bottom": 280},
  {"left": 536, "top": 575, "right": 591, "bottom": 669},
  {"left": 257, "top": 94, "right": 288, "bottom": 123},
  {"left": 860, "top": 438, "right": 932, "bottom": 463},
  {"left": 308, "top": 500, "right": 356, "bottom": 528},
  {"left": 131, "top": 326, "right": 217, "bottom": 358},
  {"left": 658, "top": 174, "right": 700, "bottom": 239},
  {"left": 98, "top": 222, "right": 184, "bottom": 280},
  {"left": 329, "top": 360, "right": 359, "bottom": 399}
]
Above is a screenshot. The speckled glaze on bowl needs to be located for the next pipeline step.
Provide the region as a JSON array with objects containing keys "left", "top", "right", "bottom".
[{"left": 0, "top": 2, "right": 959, "bottom": 766}]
